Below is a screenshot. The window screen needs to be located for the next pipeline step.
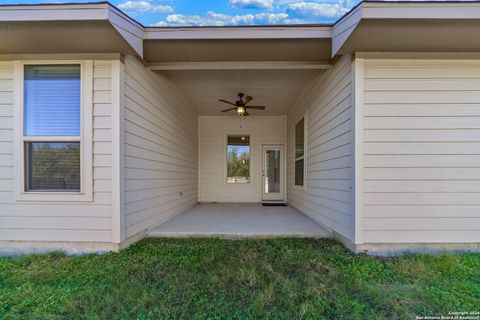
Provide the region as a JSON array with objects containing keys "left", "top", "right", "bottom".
[
  {"left": 295, "top": 118, "right": 305, "bottom": 187},
  {"left": 294, "top": 158, "right": 304, "bottom": 187},
  {"left": 26, "top": 142, "right": 80, "bottom": 191},
  {"left": 295, "top": 118, "right": 304, "bottom": 159}
]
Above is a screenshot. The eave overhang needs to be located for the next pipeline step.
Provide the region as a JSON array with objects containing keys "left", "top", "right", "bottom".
[
  {"left": 1, "top": 1, "right": 480, "bottom": 64},
  {"left": 333, "top": 1, "right": 480, "bottom": 57},
  {"left": 0, "top": 2, "right": 144, "bottom": 57}
]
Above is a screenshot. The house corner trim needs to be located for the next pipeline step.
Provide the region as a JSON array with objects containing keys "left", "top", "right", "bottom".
[
  {"left": 352, "top": 57, "right": 365, "bottom": 245},
  {"left": 111, "top": 59, "right": 126, "bottom": 243}
]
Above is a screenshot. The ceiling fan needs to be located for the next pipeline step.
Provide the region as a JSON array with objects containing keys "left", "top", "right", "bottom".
[{"left": 219, "top": 93, "right": 266, "bottom": 116}]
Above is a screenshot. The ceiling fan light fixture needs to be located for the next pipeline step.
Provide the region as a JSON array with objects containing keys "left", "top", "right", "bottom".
[
  {"left": 236, "top": 106, "right": 246, "bottom": 115},
  {"left": 219, "top": 93, "right": 265, "bottom": 117}
]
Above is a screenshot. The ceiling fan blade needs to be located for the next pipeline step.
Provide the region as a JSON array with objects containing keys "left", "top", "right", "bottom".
[
  {"left": 221, "top": 107, "right": 237, "bottom": 112},
  {"left": 219, "top": 99, "right": 237, "bottom": 106},
  {"left": 245, "top": 106, "right": 266, "bottom": 110},
  {"left": 244, "top": 95, "right": 253, "bottom": 104}
]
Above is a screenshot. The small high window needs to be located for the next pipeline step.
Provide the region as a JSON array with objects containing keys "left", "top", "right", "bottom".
[
  {"left": 227, "top": 135, "right": 250, "bottom": 184},
  {"left": 294, "top": 118, "right": 305, "bottom": 187},
  {"left": 23, "top": 65, "right": 81, "bottom": 192}
]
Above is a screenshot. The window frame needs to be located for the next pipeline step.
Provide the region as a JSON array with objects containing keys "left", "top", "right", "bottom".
[
  {"left": 224, "top": 133, "right": 252, "bottom": 185},
  {"left": 293, "top": 114, "right": 307, "bottom": 190},
  {"left": 13, "top": 60, "right": 93, "bottom": 202}
]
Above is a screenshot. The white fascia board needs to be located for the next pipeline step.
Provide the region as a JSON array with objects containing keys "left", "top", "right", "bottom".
[
  {"left": 362, "top": 1, "right": 480, "bottom": 19},
  {"left": 0, "top": 3, "right": 110, "bottom": 21},
  {"left": 107, "top": 6, "right": 145, "bottom": 57},
  {"left": 144, "top": 26, "right": 332, "bottom": 40},
  {"left": 332, "top": 5, "right": 363, "bottom": 57}
]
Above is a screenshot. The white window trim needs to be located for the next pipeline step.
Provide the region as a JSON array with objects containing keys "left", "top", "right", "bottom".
[
  {"left": 224, "top": 132, "right": 253, "bottom": 185},
  {"left": 293, "top": 113, "right": 308, "bottom": 191},
  {"left": 13, "top": 60, "right": 93, "bottom": 202}
]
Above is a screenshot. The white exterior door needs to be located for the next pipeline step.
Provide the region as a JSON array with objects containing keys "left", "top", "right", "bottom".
[{"left": 262, "top": 145, "right": 284, "bottom": 201}]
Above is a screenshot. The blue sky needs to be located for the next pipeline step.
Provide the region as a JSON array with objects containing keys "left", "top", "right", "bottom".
[{"left": 0, "top": 0, "right": 360, "bottom": 26}]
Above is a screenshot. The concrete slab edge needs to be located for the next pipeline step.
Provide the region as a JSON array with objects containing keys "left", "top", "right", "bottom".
[
  {"left": 146, "top": 232, "right": 327, "bottom": 239},
  {"left": 0, "top": 240, "right": 119, "bottom": 256},
  {"left": 355, "top": 242, "right": 480, "bottom": 257}
]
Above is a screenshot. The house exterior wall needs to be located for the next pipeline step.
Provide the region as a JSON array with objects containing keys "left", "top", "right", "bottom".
[
  {"left": 122, "top": 55, "right": 198, "bottom": 239},
  {"left": 0, "top": 59, "right": 114, "bottom": 244},
  {"left": 198, "top": 116, "right": 286, "bottom": 203},
  {"left": 360, "top": 58, "right": 480, "bottom": 244},
  {"left": 287, "top": 55, "right": 354, "bottom": 242}
]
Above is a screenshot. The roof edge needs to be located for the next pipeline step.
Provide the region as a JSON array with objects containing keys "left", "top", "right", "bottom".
[
  {"left": 331, "top": 0, "right": 480, "bottom": 57},
  {"left": 2, "top": 0, "right": 480, "bottom": 59}
]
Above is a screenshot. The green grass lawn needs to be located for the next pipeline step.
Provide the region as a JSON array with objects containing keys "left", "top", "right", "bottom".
[{"left": 1, "top": 238, "right": 479, "bottom": 319}]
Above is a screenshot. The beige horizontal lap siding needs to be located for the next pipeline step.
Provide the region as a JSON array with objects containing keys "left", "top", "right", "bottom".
[
  {"left": 0, "top": 61, "right": 114, "bottom": 243},
  {"left": 363, "top": 59, "right": 480, "bottom": 243},
  {"left": 123, "top": 55, "right": 197, "bottom": 238},
  {"left": 198, "top": 116, "right": 286, "bottom": 203},
  {"left": 287, "top": 55, "right": 354, "bottom": 240}
]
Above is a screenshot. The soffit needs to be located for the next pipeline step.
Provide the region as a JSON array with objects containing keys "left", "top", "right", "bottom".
[
  {"left": 336, "top": 18, "right": 480, "bottom": 55},
  {"left": 0, "top": 20, "right": 137, "bottom": 55}
]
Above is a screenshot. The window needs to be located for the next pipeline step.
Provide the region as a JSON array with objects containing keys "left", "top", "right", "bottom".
[
  {"left": 23, "top": 64, "right": 81, "bottom": 192},
  {"left": 227, "top": 135, "right": 250, "bottom": 183},
  {"left": 294, "top": 118, "right": 305, "bottom": 187}
]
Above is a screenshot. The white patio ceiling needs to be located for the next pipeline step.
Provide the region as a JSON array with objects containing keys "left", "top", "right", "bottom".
[
  {"left": 146, "top": 35, "right": 330, "bottom": 116},
  {"left": 165, "top": 68, "right": 318, "bottom": 116}
]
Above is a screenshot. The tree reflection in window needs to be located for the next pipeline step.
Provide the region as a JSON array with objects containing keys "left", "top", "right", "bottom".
[
  {"left": 227, "top": 135, "right": 250, "bottom": 183},
  {"left": 26, "top": 142, "right": 80, "bottom": 191}
]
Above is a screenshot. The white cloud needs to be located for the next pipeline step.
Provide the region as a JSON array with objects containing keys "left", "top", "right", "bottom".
[
  {"left": 255, "top": 12, "right": 290, "bottom": 23},
  {"left": 286, "top": 1, "right": 350, "bottom": 19},
  {"left": 153, "top": 11, "right": 290, "bottom": 26},
  {"left": 117, "top": 0, "right": 174, "bottom": 14},
  {"left": 229, "top": 0, "right": 274, "bottom": 10},
  {"left": 150, "top": 0, "right": 357, "bottom": 26},
  {"left": 277, "top": 0, "right": 352, "bottom": 5}
]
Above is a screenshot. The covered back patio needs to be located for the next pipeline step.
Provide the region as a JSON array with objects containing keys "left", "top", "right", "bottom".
[
  {"left": 148, "top": 203, "right": 330, "bottom": 238},
  {"left": 137, "top": 30, "right": 336, "bottom": 239},
  {"left": 121, "top": 24, "right": 354, "bottom": 246}
]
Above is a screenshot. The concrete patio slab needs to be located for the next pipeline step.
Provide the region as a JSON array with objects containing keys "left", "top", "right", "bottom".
[{"left": 147, "top": 203, "right": 331, "bottom": 239}]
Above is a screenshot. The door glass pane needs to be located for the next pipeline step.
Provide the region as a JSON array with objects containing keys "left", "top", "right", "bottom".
[
  {"left": 24, "top": 65, "right": 81, "bottom": 136},
  {"left": 265, "top": 149, "right": 280, "bottom": 193},
  {"left": 295, "top": 118, "right": 304, "bottom": 158},
  {"left": 227, "top": 135, "right": 250, "bottom": 183},
  {"left": 26, "top": 142, "right": 80, "bottom": 191}
]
